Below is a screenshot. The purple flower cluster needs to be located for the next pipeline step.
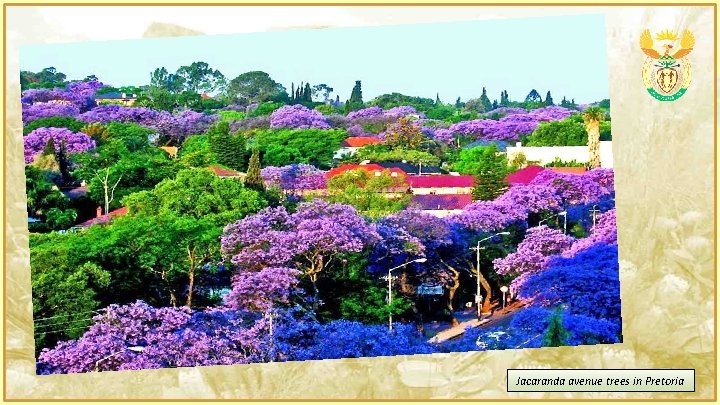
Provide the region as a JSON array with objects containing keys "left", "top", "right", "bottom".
[
  {"left": 346, "top": 106, "right": 383, "bottom": 120},
  {"left": 221, "top": 200, "right": 380, "bottom": 309},
  {"left": 562, "top": 208, "right": 617, "bottom": 258},
  {"left": 481, "top": 107, "right": 527, "bottom": 117},
  {"left": 260, "top": 164, "right": 327, "bottom": 192},
  {"left": 435, "top": 106, "right": 576, "bottom": 145},
  {"left": 22, "top": 102, "right": 80, "bottom": 124},
  {"left": 24, "top": 127, "right": 96, "bottom": 164},
  {"left": 493, "top": 225, "right": 575, "bottom": 277},
  {"left": 78, "top": 105, "right": 218, "bottom": 143},
  {"left": 383, "top": 106, "right": 426, "bottom": 119},
  {"left": 78, "top": 105, "right": 163, "bottom": 126},
  {"left": 269, "top": 104, "right": 331, "bottom": 129},
  {"left": 21, "top": 80, "right": 103, "bottom": 113},
  {"left": 530, "top": 169, "right": 611, "bottom": 205},
  {"left": 36, "top": 301, "right": 269, "bottom": 374}
]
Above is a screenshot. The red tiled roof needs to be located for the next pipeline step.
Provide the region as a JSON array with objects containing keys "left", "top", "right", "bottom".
[
  {"left": 407, "top": 175, "right": 475, "bottom": 188},
  {"left": 505, "top": 165, "right": 545, "bottom": 185},
  {"left": 326, "top": 164, "right": 407, "bottom": 179},
  {"left": 411, "top": 194, "right": 473, "bottom": 211},
  {"left": 78, "top": 207, "right": 129, "bottom": 227},
  {"left": 548, "top": 166, "right": 587, "bottom": 174},
  {"left": 342, "top": 137, "right": 382, "bottom": 148},
  {"left": 201, "top": 93, "right": 211, "bottom": 99},
  {"left": 208, "top": 165, "right": 242, "bottom": 177}
]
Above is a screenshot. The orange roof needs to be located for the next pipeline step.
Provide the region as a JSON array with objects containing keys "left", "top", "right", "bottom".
[
  {"left": 407, "top": 175, "right": 475, "bottom": 188},
  {"left": 548, "top": 166, "right": 587, "bottom": 174},
  {"left": 78, "top": 207, "right": 129, "bottom": 227},
  {"left": 342, "top": 137, "right": 382, "bottom": 148},
  {"left": 327, "top": 164, "right": 407, "bottom": 178},
  {"left": 208, "top": 165, "right": 243, "bottom": 177}
]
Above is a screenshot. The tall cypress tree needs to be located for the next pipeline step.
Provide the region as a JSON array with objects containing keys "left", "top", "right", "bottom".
[
  {"left": 480, "top": 87, "right": 493, "bottom": 112},
  {"left": 545, "top": 91, "right": 555, "bottom": 106},
  {"left": 244, "top": 148, "right": 265, "bottom": 191},
  {"left": 56, "top": 139, "right": 71, "bottom": 186},
  {"left": 436, "top": 93, "right": 441, "bottom": 105},
  {"left": 348, "top": 80, "right": 363, "bottom": 111},
  {"left": 42, "top": 137, "right": 56, "bottom": 156},
  {"left": 541, "top": 307, "right": 570, "bottom": 347},
  {"left": 304, "top": 82, "right": 312, "bottom": 102},
  {"left": 455, "top": 96, "right": 462, "bottom": 108},
  {"left": 500, "top": 90, "right": 509, "bottom": 106},
  {"left": 208, "top": 121, "right": 245, "bottom": 171},
  {"left": 291, "top": 82, "right": 295, "bottom": 102}
]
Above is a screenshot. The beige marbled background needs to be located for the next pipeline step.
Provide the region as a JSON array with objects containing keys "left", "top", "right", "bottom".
[{"left": 3, "top": 5, "right": 716, "bottom": 400}]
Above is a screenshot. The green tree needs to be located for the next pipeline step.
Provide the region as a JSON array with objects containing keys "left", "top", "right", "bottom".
[
  {"left": 542, "top": 307, "right": 570, "bottom": 347},
  {"left": 179, "top": 134, "right": 216, "bottom": 167},
  {"left": 545, "top": 91, "right": 555, "bottom": 106},
  {"left": 25, "top": 166, "right": 76, "bottom": 229},
  {"left": 347, "top": 80, "right": 364, "bottom": 111},
  {"left": 383, "top": 117, "right": 426, "bottom": 150},
  {"left": 325, "top": 169, "right": 410, "bottom": 218},
  {"left": 353, "top": 145, "right": 440, "bottom": 166},
  {"left": 500, "top": 90, "right": 510, "bottom": 106},
  {"left": 244, "top": 148, "right": 265, "bottom": 192},
  {"left": 23, "top": 116, "right": 86, "bottom": 135},
  {"left": 254, "top": 128, "right": 347, "bottom": 169},
  {"left": 30, "top": 234, "right": 110, "bottom": 351},
  {"left": 479, "top": 87, "right": 493, "bottom": 112},
  {"left": 175, "top": 61, "right": 226, "bottom": 94},
  {"left": 226, "top": 71, "right": 288, "bottom": 104},
  {"left": 123, "top": 167, "right": 267, "bottom": 226},
  {"left": 312, "top": 83, "right": 334, "bottom": 102},
  {"left": 453, "top": 144, "right": 509, "bottom": 201},
  {"left": 207, "top": 121, "right": 246, "bottom": 171}
]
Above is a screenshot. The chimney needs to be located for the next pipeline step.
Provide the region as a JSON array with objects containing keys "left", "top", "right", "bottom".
[{"left": 96, "top": 206, "right": 103, "bottom": 217}]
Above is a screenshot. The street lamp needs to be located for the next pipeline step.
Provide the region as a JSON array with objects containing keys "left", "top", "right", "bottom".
[
  {"left": 590, "top": 205, "right": 600, "bottom": 228},
  {"left": 499, "top": 286, "right": 509, "bottom": 309},
  {"left": 539, "top": 211, "right": 567, "bottom": 234},
  {"left": 386, "top": 258, "right": 427, "bottom": 331},
  {"left": 469, "top": 232, "right": 510, "bottom": 320},
  {"left": 95, "top": 346, "right": 145, "bottom": 372}
]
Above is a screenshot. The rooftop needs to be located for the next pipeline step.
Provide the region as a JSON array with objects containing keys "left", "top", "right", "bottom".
[
  {"left": 375, "top": 161, "right": 443, "bottom": 175},
  {"left": 407, "top": 175, "right": 475, "bottom": 188},
  {"left": 78, "top": 207, "right": 129, "bottom": 227},
  {"left": 341, "top": 137, "right": 383, "bottom": 148}
]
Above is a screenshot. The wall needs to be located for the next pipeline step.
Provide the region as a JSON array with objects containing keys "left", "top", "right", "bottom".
[{"left": 505, "top": 141, "right": 613, "bottom": 168}]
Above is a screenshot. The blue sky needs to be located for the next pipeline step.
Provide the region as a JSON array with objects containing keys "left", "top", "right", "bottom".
[{"left": 20, "top": 13, "right": 609, "bottom": 104}]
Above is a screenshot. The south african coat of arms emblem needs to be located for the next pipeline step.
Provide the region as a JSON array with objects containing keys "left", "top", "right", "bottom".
[{"left": 640, "top": 28, "right": 694, "bottom": 101}]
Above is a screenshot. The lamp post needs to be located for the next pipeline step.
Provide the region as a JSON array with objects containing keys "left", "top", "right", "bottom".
[
  {"left": 386, "top": 258, "right": 427, "bottom": 331},
  {"left": 590, "top": 205, "right": 600, "bottom": 228},
  {"left": 499, "top": 286, "right": 509, "bottom": 309},
  {"left": 539, "top": 211, "right": 567, "bottom": 234},
  {"left": 469, "top": 232, "right": 510, "bottom": 320},
  {"left": 95, "top": 346, "right": 145, "bottom": 372}
]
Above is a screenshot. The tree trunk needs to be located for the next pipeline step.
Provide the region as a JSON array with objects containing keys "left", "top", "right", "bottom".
[
  {"left": 442, "top": 260, "right": 461, "bottom": 326},
  {"left": 588, "top": 120, "right": 601, "bottom": 169},
  {"left": 478, "top": 271, "right": 493, "bottom": 314},
  {"left": 185, "top": 247, "right": 196, "bottom": 308}
]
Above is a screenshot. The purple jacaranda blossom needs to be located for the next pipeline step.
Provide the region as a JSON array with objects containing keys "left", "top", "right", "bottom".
[
  {"left": 269, "top": 104, "right": 330, "bottom": 129},
  {"left": 24, "top": 127, "right": 96, "bottom": 164},
  {"left": 261, "top": 164, "right": 327, "bottom": 193},
  {"left": 493, "top": 225, "right": 575, "bottom": 277},
  {"left": 224, "top": 267, "right": 302, "bottom": 312},
  {"left": 383, "top": 106, "right": 426, "bottom": 119},
  {"left": 22, "top": 102, "right": 80, "bottom": 124},
  {"left": 562, "top": 208, "right": 616, "bottom": 258},
  {"left": 346, "top": 106, "right": 383, "bottom": 120}
]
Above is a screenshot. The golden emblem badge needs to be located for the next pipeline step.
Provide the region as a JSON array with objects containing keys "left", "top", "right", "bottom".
[{"left": 640, "top": 28, "right": 694, "bottom": 101}]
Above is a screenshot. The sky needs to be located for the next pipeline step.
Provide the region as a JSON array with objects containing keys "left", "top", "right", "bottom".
[{"left": 20, "top": 13, "right": 609, "bottom": 104}]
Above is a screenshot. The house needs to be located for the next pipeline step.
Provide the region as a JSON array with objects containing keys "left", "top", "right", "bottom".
[
  {"left": 326, "top": 163, "right": 406, "bottom": 179},
  {"left": 547, "top": 166, "right": 587, "bottom": 175},
  {"left": 333, "top": 137, "right": 382, "bottom": 159},
  {"left": 94, "top": 92, "right": 138, "bottom": 107},
  {"left": 505, "top": 165, "right": 586, "bottom": 185},
  {"left": 406, "top": 174, "right": 475, "bottom": 195},
  {"left": 78, "top": 206, "right": 129, "bottom": 228},
  {"left": 505, "top": 165, "right": 545, "bottom": 185},
  {"left": 375, "top": 161, "right": 443, "bottom": 175},
  {"left": 463, "top": 140, "right": 508, "bottom": 152},
  {"left": 208, "top": 165, "right": 246, "bottom": 180},
  {"left": 410, "top": 194, "right": 473, "bottom": 217}
]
